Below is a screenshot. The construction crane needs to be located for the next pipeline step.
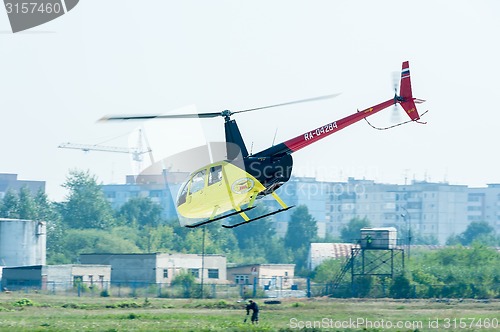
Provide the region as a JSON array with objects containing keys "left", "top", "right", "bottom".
[{"left": 58, "top": 129, "right": 154, "bottom": 163}]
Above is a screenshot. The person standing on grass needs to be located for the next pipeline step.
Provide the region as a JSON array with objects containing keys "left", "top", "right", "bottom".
[{"left": 246, "top": 299, "right": 259, "bottom": 324}]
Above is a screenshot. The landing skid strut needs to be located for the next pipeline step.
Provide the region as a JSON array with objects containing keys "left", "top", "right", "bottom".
[
  {"left": 185, "top": 206, "right": 256, "bottom": 228},
  {"left": 222, "top": 206, "right": 294, "bottom": 228}
]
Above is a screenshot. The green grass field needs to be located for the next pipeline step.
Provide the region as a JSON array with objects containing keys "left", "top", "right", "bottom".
[{"left": 0, "top": 293, "right": 499, "bottom": 331}]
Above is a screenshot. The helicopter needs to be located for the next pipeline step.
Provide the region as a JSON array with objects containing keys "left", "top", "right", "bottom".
[{"left": 101, "top": 61, "right": 426, "bottom": 228}]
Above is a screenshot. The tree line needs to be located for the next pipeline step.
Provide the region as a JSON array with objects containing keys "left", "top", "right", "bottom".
[
  {"left": 2, "top": 169, "right": 499, "bottom": 292},
  {"left": 338, "top": 216, "right": 500, "bottom": 246},
  {"left": 0, "top": 170, "right": 319, "bottom": 274},
  {"left": 312, "top": 218, "right": 500, "bottom": 299},
  {"left": 312, "top": 244, "right": 500, "bottom": 299}
]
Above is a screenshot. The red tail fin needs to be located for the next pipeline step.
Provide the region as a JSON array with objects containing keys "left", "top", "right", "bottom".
[{"left": 399, "top": 61, "right": 422, "bottom": 121}]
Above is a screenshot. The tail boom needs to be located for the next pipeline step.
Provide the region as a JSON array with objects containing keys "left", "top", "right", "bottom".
[
  {"left": 253, "top": 61, "right": 424, "bottom": 158},
  {"left": 282, "top": 98, "right": 394, "bottom": 153}
]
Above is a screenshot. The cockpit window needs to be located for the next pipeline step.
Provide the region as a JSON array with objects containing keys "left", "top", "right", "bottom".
[
  {"left": 208, "top": 165, "right": 223, "bottom": 186},
  {"left": 190, "top": 170, "right": 206, "bottom": 194},
  {"left": 177, "top": 181, "right": 189, "bottom": 206}
]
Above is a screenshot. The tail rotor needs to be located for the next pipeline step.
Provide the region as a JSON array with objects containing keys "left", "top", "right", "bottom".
[
  {"left": 363, "top": 61, "right": 427, "bottom": 130},
  {"left": 391, "top": 71, "right": 402, "bottom": 123}
]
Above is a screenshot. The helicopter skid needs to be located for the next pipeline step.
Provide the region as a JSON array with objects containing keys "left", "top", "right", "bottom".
[
  {"left": 185, "top": 206, "right": 256, "bottom": 228},
  {"left": 222, "top": 206, "right": 294, "bottom": 229}
]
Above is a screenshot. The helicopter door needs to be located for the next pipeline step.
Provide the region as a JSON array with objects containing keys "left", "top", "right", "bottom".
[
  {"left": 208, "top": 165, "right": 223, "bottom": 186},
  {"left": 201, "top": 164, "right": 226, "bottom": 212},
  {"left": 187, "top": 169, "right": 207, "bottom": 204}
]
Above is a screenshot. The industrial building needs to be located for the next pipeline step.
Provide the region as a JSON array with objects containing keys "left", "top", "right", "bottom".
[
  {"left": 227, "top": 263, "right": 295, "bottom": 289},
  {"left": 0, "top": 218, "right": 46, "bottom": 267},
  {"left": 79, "top": 253, "right": 227, "bottom": 285},
  {"left": 1, "top": 264, "right": 111, "bottom": 291}
]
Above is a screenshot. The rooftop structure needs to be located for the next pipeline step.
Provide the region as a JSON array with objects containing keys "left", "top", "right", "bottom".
[{"left": 0, "top": 173, "right": 45, "bottom": 198}]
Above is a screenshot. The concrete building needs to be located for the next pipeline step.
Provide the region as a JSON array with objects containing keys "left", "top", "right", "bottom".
[
  {"left": 1, "top": 264, "right": 111, "bottom": 291},
  {"left": 325, "top": 178, "right": 389, "bottom": 236},
  {"left": 265, "top": 177, "right": 330, "bottom": 237},
  {"left": 0, "top": 219, "right": 46, "bottom": 267},
  {"left": 0, "top": 173, "right": 45, "bottom": 198},
  {"left": 257, "top": 176, "right": 481, "bottom": 244},
  {"left": 323, "top": 178, "right": 469, "bottom": 245},
  {"left": 79, "top": 253, "right": 227, "bottom": 285},
  {"left": 101, "top": 173, "right": 187, "bottom": 220},
  {"left": 227, "top": 264, "right": 295, "bottom": 289},
  {"left": 99, "top": 173, "right": 495, "bottom": 245},
  {"left": 467, "top": 184, "right": 500, "bottom": 232},
  {"left": 411, "top": 181, "right": 468, "bottom": 244}
]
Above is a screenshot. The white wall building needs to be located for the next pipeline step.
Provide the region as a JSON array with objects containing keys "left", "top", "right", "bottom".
[
  {"left": 80, "top": 253, "right": 227, "bottom": 284},
  {"left": 0, "top": 219, "right": 46, "bottom": 267},
  {"left": 227, "top": 263, "right": 295, "bottom": 289},
  {"left": 1, "top": 264, "right": 111, "bottom": 291}
]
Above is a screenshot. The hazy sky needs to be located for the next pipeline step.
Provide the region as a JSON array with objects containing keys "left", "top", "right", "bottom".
[{"left": 1, "top": 1, "right": 499, "bottom": 201}]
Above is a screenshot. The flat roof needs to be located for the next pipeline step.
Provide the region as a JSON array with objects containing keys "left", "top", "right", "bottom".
[
  {"left": 227, "top": 263, "right": 295, "bottom": 269},
  {"left": 80, "top": 252, "right": 226, "bottom": 257}
]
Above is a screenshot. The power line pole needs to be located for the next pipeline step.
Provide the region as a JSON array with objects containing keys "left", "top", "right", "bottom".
[{"left": 200, "top": 225, "right": 206, "bottom": 298}]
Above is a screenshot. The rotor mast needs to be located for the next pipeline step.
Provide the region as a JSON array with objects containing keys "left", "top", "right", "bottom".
[{"left": 223, "top": 113, "right": 249, "bottom": 159}]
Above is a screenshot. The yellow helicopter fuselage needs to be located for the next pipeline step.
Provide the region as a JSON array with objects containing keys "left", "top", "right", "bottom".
[{"left": 176, "top": 161, "right": 266, "bottom": 220}]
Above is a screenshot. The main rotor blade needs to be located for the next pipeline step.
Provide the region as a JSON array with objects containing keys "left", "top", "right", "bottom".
[
  {"left": 99, "top": 93, "right": 340, "bottom": 122},
  {"left": 233, "top": 93, "right": 340, "bottom": 114},
  {"left": 99, "top": 112, "right": 221, "bottom": 121}
]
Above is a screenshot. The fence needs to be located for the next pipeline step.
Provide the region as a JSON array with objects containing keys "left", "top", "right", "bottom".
[
  {"left": 2, "top": 277, "right": 311, "bottom": 299},
  {"left": 3, "top": 279, "right": 499, "bottom": 299},
  {"left": 2, "top": 281, "right": 242, "bottom": 298}
]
